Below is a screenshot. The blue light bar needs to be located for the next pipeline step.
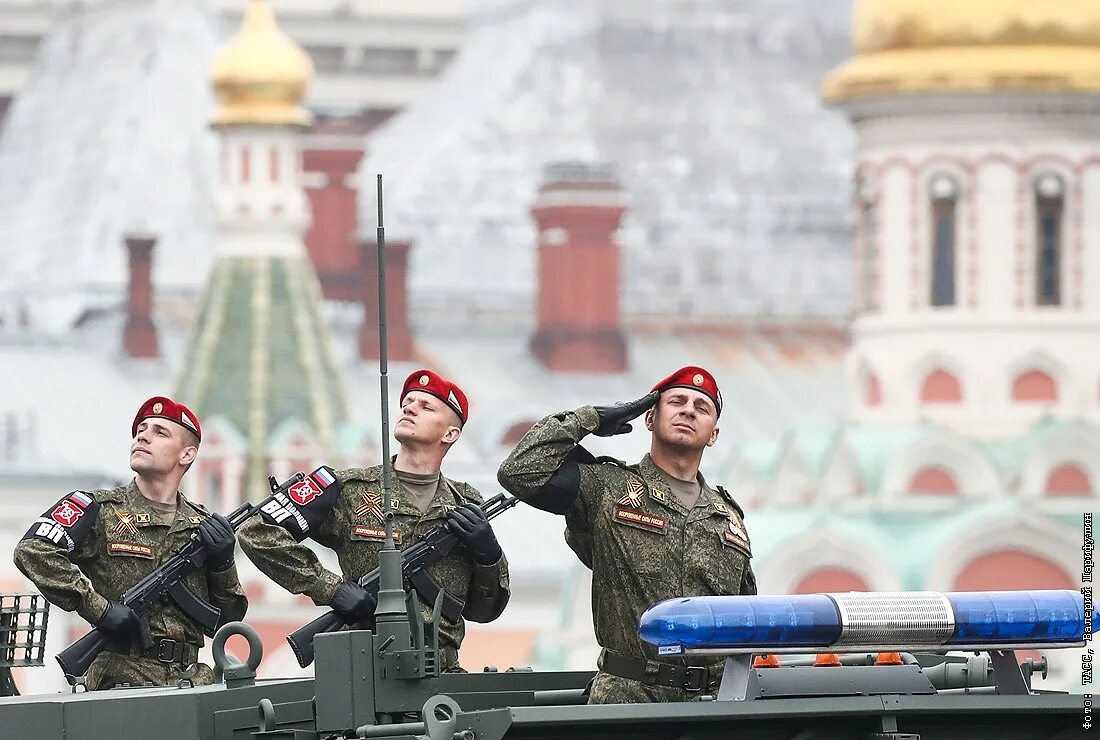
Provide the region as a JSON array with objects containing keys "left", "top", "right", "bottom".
[
  {"left": 638, "top": 590, "right": 1085, "bottom": 655},
  {"left": 948, "top": 590, "right": 1085, "bottom": 644},
  {"left": 638, "top": 595, "right": 842, "bottom": 653}
]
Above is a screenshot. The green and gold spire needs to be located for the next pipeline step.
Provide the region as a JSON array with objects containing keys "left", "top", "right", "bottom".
[
  {"left": 177, "top": 257, "right": 347, "bottom": 498},
  {"left": 178, "top": 1, "right": 346, "bottom": 499}
]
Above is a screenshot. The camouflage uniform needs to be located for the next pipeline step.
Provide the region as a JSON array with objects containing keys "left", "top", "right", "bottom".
[
  {"left": 13, "top": 482, "right": 247, "bottom": 690},
  {"left": 238, "top": 466, "right": 510, "bottom": 670},
  {"left": 497, "top": 406, "right": 756, "bottom": 704}
]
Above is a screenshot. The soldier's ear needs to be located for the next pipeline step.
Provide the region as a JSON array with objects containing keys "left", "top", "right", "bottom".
[
  {"left": 179, "top": 445, "right": 198, "bottom": 466},
  {"left": 706, "top": 425, "right": 720, "bottom": 447},
  {"left": 644, "top": 409, "right": 655, "bottom": 430},
  {"left": 442, "top": 425, "right": 461, "bottom": 445}
]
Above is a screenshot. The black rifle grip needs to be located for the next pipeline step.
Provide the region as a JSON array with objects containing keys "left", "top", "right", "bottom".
[{"left": 55, "top": 628, "right": 111, "bottom": 679}]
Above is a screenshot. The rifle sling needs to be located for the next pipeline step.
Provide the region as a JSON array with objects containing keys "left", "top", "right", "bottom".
[{"left": 406, "top": 569, "right": 465, "bottom": 622}]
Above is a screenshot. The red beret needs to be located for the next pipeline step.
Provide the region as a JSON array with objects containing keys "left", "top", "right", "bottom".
[
  {"left": 401, "top": 369, "right": 469, "bottom": 425},
  {"left": 651, "top": 366, "right": 723, "bottom": 417},
  {"left": 132, "top": 396, "right": 202, "bottom": 442}
]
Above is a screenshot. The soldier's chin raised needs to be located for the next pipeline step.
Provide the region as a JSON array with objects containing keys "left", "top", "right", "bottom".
[
  {"left": 393, "top": 424, "right": 417, "bottom": 443},
  {"left": 129, "top": 452, "right": 154, "bottom": 473}
]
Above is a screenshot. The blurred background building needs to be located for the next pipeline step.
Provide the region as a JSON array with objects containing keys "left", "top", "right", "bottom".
[{"left": 0, "top": 0, "right": 1094, "bottom": 692}]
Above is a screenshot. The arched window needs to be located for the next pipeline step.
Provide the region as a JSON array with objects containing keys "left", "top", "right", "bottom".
[
  {"left": 919, "top": 368, "right": 962, "bottom": 404},
  {"left": 907, "top": 465, "right": 960, "bottom": 495},
  {"left": 858, "top": 176, "right": 880, "bottom": 313},
  {"left": 793, "top": 567, "right": 871, "bottom": 594},
  {"left": 270, "top": 145, "right": 281, "bottom": 183},
  {"left": 1044, "top": 463, "right": 1092, "bottom": 496},
  {"left": 1034, "top": 174, "right": 1064, "bottom": 307},
  {"left": 953, "top": 551, "right": 1074, "bottom": 591},
  {"left": 865, "top": 372, "right": 882, "bottom": 407},
  {"left": 929, "top": 174, "right": 958, "bottom": 307},
  {"left": 240, "top": 146, "right": 251, "bottom": 184},
  {"left": 1011, "top": 369, "right": 1058, "bottom": 403}
]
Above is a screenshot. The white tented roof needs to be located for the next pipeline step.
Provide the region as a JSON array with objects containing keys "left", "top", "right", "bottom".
[
  {"left": 0, "top": 0, "right": 223, "bottom": 333},
  {"left": 359, "top": 0, "right": 856, "bottom": 323}
]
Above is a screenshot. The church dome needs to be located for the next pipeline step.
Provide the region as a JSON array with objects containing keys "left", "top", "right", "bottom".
[
  {"left": 210, "top": 0, "right": 312, "bottom": 127},
  {"left": 824, "top": 0, "right": 1100, "bottom": 101}
]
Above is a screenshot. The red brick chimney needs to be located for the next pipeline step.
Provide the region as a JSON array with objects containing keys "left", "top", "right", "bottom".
[
  {"left": 303, "top": 112, "right": 395, "bottom": 301},
  {"left": 123, "top": 234, "right": 159, "bottom": 359},
  {"left": 530, "top": 162, "right": 627, "bottom": 373},
  {"left": 358, "top": 239, "right": 415, "bottom": 361},
  {"left": 303, "top": 146, "right": 365, "bottom": 301}
]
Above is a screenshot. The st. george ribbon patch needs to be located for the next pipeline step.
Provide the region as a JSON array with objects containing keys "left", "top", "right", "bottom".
[{"left": 613, "top": 506, "right": 667, "bottom": 531}]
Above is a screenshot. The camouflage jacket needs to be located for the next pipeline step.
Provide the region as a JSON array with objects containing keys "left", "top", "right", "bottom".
[
  {"left": 237, "top": 466, "right": 510, "bottom": 664},
  {"left": 13, "top": 481, "right": 248, "bottom": 646},
  {"left": 497, "top": 406, "right": 756, "bottom": 665}
]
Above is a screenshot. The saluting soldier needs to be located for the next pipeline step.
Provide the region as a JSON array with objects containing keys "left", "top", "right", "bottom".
[
  {"left": 13, "top": 397, "right": 245, "bottom": 690},
  {"left": 497, "top": 366, "right": 756, "bottom": 704},
  {"left": 238, "top": 369, "right": 510, "bottom": 671}
]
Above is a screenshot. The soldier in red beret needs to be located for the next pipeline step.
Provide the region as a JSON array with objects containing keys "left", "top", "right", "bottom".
[
  {"left": 238, "top": 369, "right": 510, "bottom": 672},
  {"left": 498, "top": 366, "right": 756, "bottom": 704},
  {"left": 14, "top": 396, "right": 246, "bottom": 689}
]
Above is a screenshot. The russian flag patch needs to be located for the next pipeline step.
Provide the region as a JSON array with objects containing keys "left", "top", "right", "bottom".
[
  {"left": 70, "top": 491, "right": 93, "bottom": 508},
  {"left": 310, "top": 466, "right": 336, "bottom": 489}
]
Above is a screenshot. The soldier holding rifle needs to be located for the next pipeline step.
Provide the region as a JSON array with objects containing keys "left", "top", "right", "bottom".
[
  {"left": 13, "top": 397, "right": 245, "bottom": 690},
  {"left": 498, "top": 366, "right": 757, "bottom": 704},
  {"left": 238, "top": 369, "right": 511, "bottom": 671}
]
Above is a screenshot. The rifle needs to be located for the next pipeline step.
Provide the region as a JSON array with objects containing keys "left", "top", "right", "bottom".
[
  {"left": 55, "top": 471, "right": 307, "bottom": 679},
  {"left": 285, "top": 491, "right": 518, "bottom": 668}
]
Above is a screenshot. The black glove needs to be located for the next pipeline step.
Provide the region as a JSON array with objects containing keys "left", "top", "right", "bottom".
[
  {"left": 446, "top": 504, "right": 502, "bottom": 565},
  {"left": 198, "top": 513, "right": 236, "bottom": 572},
  {"left": 593, "top": 391, "right": 660, "bottom": 437},
  {"left": 96, "top": 601, "right": 153, "bottom": 649},
  {"left": 329, "top": 582, "right": 376, "bottom": 625}
]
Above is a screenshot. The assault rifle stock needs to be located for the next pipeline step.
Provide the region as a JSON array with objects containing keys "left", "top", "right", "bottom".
[
  {"left": 285, "top": 492, "right": 518, "bottom": 668},
  {"left": 55, "top": 472, "right": 307, "bottom": 679}
]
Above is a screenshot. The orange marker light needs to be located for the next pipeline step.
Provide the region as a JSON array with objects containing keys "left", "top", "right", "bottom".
[{"left": 813, "top": 653, "right": 842, "bottom": 667}]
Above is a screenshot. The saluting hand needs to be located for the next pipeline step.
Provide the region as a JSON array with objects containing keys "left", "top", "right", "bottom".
[
  {"left": 198, "top": 513, "right": 236, "bottom": 572},
  {"left": 592, "top": 391, "right": 660, "bottom": 437},
  {"left": 446, "top": 504, "right": 502, "bottom": 565}
]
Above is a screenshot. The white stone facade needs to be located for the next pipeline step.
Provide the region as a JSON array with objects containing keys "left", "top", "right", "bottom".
[
  {"left": 841, "top": 94, "right": 1100, "bottom": 437},
  {"left": 214, "top": 126, "right": 312, "bottom": 259}
]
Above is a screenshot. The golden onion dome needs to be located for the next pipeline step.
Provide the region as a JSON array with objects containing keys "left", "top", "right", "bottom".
[
  {"left": 824, "top": 0, "right": 1100, "bottom": 102},
  {"left": 210, "top": 0, "right": 313, "bottom": 127}
]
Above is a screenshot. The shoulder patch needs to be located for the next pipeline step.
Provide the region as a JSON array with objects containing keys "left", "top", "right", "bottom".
[
  {"left": 259, "top": 465, "right": 342, "bottom": 542},
  {"left": 21, "top": 491, "right": 101, "bottom": 553}
]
